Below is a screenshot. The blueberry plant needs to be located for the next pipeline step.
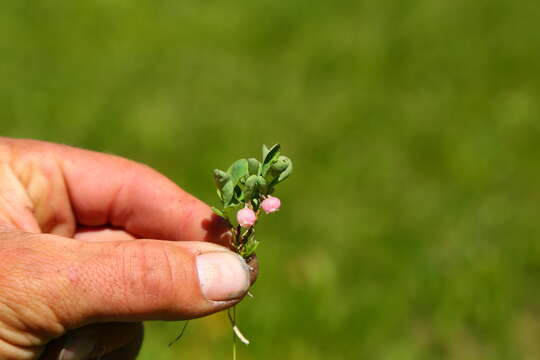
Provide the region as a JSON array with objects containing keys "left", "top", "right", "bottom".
[{"left": 211, "top": 143, "right": 293, "bottom": 259}]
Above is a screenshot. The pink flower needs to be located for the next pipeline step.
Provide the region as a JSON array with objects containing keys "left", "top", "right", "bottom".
[
  {"left": 237, "top": 207, "right": 257, "bottom": 227},
  {"left": 261, "top": 196, "right": 281, "bottom": 214}
]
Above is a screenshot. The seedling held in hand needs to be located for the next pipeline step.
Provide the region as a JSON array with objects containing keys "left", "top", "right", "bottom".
[{"left": 212, "top": 143, "right": 293, "bottom": 259}]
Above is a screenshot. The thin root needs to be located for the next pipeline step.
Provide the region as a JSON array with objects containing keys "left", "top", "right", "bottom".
[
  {"left": 232, "top": 325, "right": 250, "bottom": 345},
  {"left": 228, "top": 307, "right": 250, "bottom": 345}
]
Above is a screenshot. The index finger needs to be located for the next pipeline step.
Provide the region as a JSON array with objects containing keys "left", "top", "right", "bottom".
[{"left": 6, "top": 138, "right": 230, "bottom": 245}]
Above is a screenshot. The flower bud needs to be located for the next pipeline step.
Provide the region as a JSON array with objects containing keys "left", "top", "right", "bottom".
[
  {"left": 237, "top": 207, "right": 257, "bottom": 227},
  {"left": 271, "top": 156, "right": 290, "bottom": 173},
  {"left": 261, "top": 196, "right": 281, "bottom": 214}
]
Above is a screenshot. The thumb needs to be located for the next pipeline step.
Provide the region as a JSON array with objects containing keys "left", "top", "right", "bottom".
[{"left": 0, "top": 232, "right": 253, "bottom": 343}]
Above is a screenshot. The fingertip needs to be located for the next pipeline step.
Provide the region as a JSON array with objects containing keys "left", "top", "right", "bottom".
[{"left": 196, "top": 251, "right": 251, "bottom": 301}]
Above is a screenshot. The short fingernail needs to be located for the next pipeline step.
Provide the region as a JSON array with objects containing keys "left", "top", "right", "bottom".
[
  {"left": 59, "top": 334, "right": 95, "bottom": 360},
  {"left": 197, "top": 251, "right": 250, "bottom": 301}
]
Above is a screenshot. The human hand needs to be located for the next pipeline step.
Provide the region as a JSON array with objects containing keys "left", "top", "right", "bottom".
[{"left": 0, "top": 138, "right": 256, "bottom": 359}]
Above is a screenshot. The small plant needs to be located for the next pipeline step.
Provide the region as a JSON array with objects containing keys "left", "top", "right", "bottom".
[
  {"left": 212, "top": 143, "right": 293, "bottom": 259},
  {"left": 170, "top": 144, "right": 293, "bottom": 359}
]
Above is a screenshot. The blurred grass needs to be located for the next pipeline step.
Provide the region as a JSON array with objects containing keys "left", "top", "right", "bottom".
[{"left": 2, "top": 0, "right": 540, "bottom": 359}]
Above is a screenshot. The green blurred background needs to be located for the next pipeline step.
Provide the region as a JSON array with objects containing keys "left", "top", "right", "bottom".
[{"left": 2, "top": 0, "right": 540, "bottom": 359}]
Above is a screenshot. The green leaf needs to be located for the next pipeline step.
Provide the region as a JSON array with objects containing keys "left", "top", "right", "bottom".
[
  {"left": 247, "top": 158, "right": 261, "bottom": 176},
  {"left": 221, "top": 181, "right": 234, "bottom": 206},
  {"left": 234, "top": 184, "right": 244, "bottom": 202},
  {"left": 242, "top": 238, "right": 260, "bottom": 258},
  {"left": 244, "top": 175, "right": 258, "bottom": 201},
  {"left": 227, "top": 159, "right": 249, "bottom": 186},
  {"left": 263, "top": 144, "right": 281, "bottom": 165},
  {"left": 213, "top": 169, "right": 229, "bottom": 189},
  {"left": 262, "top": 144, "right": 281, "bottom": 175},
  {"left": 211, "top": 207, "right": 225, "bottom": 218},
  {"left": 262, "top": 144, "right": 270, "bottom": 160}
]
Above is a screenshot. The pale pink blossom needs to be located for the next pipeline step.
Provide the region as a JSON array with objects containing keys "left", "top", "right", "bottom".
[
  {"left": 261, "top": 196, "right": 281, "bottom": 214},
  {"left": 237, "top": 207, "right": 257, "bottom": 227}
]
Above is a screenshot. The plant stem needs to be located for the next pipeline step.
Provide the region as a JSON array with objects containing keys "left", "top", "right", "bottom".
[
  {"left": 168, "top": 320, "right": 189, "bottom": 347},
  {"left": 231, "top": 307, "right": 237, "bottom": 360}
]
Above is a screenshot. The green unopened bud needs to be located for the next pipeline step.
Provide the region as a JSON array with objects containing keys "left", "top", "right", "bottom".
[
  {"left": 213, "top": 169, "right": 229, "bottom": 189},
  {"left": 277, "top": 156, "right": 292, "bottom": 182},
  {"left": 244, "top": 174, "right": 258, "bottom": 200},
  {"left": 267, "top": 156, "right": 290, "bottom": 180},
  {"left": 247, "top": 158, "right": 261, "bottom": 175}
]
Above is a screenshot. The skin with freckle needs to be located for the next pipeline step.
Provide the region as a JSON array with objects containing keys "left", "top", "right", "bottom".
[{"left": 0, "top": 138, "right": 258, "bottom": 360}]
